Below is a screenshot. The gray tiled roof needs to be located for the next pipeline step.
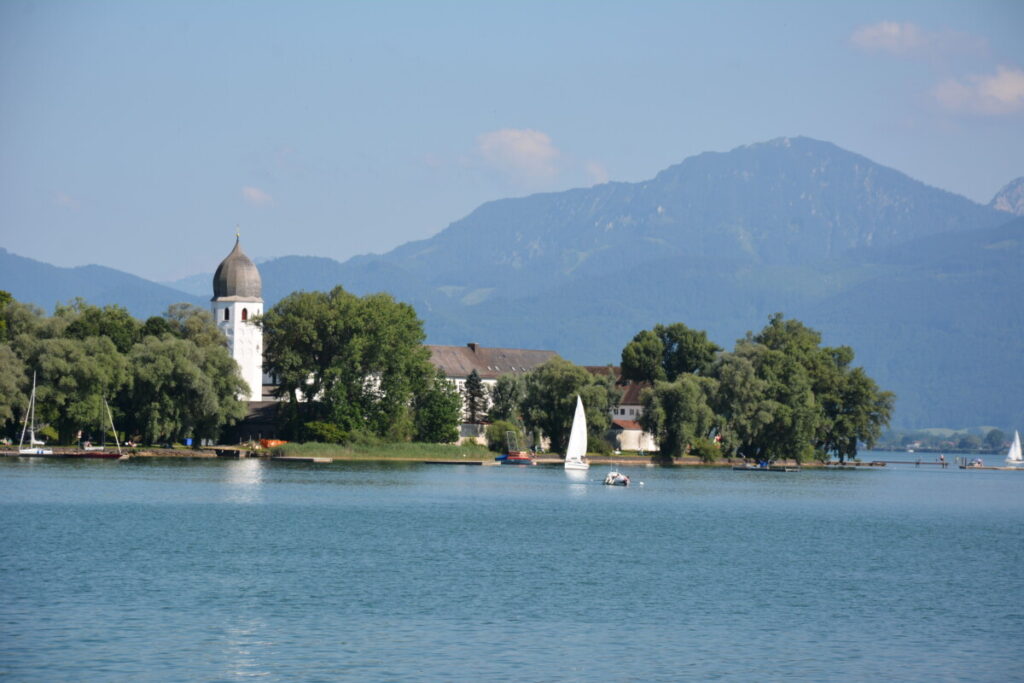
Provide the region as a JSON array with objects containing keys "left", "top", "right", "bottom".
[
  {"left": 212, "top": 237, "right": 262, "bottom": 300},
  {"left": 427, "top": 343, "right": 558, "bottom": 380}
]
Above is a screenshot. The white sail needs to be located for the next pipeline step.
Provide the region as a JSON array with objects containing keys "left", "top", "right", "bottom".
[
  {"left": 1006, "top": 430, "right": 1023, "bottom": 466},
  {"left": 564, "top": 395, "right": 589, "bottom": 470}
]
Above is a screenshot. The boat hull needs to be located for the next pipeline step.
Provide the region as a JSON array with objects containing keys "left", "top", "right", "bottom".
[
  {"left": 6, "top": 451, "right": 122, "bottom": 459},
  {"left": 495, "top": 452, "right": 535, "bottom": 465},
  {"left": 603, "top": 471, "right": 630, "bottom": 486}
]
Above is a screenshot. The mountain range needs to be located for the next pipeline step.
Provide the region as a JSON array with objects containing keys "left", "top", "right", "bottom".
[{"left": 3, "top": 137, "right": 1021, "bottom": 431}]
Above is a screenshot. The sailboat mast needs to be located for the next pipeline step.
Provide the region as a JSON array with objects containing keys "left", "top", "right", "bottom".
[
  {"left": 104, "top": 399, "right": 122, "bottom": 457},
  {"left": 18, "top": 371, "right": 36, "bottom": 449}
]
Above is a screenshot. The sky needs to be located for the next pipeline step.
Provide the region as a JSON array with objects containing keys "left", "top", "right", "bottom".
[{"left": 1, "top": 0, "right": 1022, "bottom": 282}]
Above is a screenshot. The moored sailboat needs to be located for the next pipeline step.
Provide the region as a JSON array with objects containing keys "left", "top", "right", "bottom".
[
  {"left": 18, "top": 373, "right": 52, "bottom": 456},
  {"left": 68, "top": 399, "right": 124, "bottom": 459},
  {"left": 564, "top": 395, "right": 589, "bottom": 471}
]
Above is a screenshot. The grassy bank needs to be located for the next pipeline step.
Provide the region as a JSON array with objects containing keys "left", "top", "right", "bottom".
[{"left": 270, "top": 441, "right": 494, "bottom": 461}]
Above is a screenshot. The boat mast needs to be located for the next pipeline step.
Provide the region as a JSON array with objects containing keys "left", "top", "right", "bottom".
[
  {"left": 104, "top": 399, "right": 122, "bottom": 457},
  {"left": 18, "top": 372, "right": 36, "bottom": 449}
]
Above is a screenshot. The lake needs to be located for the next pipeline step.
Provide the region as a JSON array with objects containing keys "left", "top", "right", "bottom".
[{"left": 1, "top": 455, "right": 1021, "bottom": 681}]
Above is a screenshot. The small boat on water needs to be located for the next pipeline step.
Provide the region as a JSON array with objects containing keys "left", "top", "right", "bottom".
[
  {"left": 1005, "top": 430, "right": 1023, "bottom": 467},
  {"left": 564, "top": 395, "right": 590, "bottom": 471},
  {"left": 603, "top": 470, "right": 630, "bottom": 486},
  {"left": 495, "top": 451, "right": 535, "bottom": 465}
]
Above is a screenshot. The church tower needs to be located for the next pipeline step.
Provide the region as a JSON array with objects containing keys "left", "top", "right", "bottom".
[{"left": 211, "top": 236, "right": 263, "bottom": 402}]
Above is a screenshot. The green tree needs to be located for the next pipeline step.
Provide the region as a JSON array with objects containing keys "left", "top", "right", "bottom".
[
  {"left": 711, "top": 341, "right": 817, "bottom": 464},
  {"left": 485, "top": 420, "right": 522, "bottom": 453},
  {"left": 304, "top": 421, "right": 348, "bottom": 443},
  {"left": 0, "top": 290, "right": 12, "bottom": 342},
  {"left": 0, "top": 344, "right": 26, "bottom": 433},
  {"left": 488, "top": 373, "right": 525, "bottom": 423},
  {"left": 35, "top": 336, "right": 129, "bottom": 444},
  {"left": 163, "top": 303, "right": 226, "bottom": 348},
  {"left": 141, "top": 315, "right": 176, "bottom": 339},
  {"left": 984, "top": 428, "right": 1007, "bottom": 450},
  {"left": 261, "top": 286, "right": 432, "bottom": 440},
  {"left": 753, "top": 313, "right": 893, "bottom": 462},
  {"left": 658, "top": 322, "right": 720, "bottom": 379},
  {"left": 640, "top": 374, "right": 719, "bottom": 463},
  {"left": 521, "top": 358, "right": 620, "bottom": 456},
  {"left": 62, "top": 301, "right": 141, "bottom": 353},
  {"left": 958, "top": 433, "right": 982, "bottom": 450},
  {"left": 621, "top": 322, "right": 720, "bottom": 384},
  {"left": 413, "top": 368, "right": 462, "bottom": 443},
  {"left": 620, "top": 329, "right": 664, "bottom": 383},
  {"left": 122, "top": 335, "right": 246, "bottom": 444},
  {"left": 463, "top": 369, "right": 487, "bottom": 423},
  {"left": 335, "top": 292, "right": 431, "bottom": 437}
]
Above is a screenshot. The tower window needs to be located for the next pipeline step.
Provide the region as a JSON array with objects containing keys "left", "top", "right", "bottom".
[
  {"left": 242, "top": 308, "right": 248, "bottom": 321},
  {"left": 224, "top": 309, "right": 230, "bottom": 321}
]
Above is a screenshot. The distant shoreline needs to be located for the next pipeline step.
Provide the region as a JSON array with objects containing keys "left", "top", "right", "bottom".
[{"left": 1, "top": 447, "right": 878, "bottom": 469}]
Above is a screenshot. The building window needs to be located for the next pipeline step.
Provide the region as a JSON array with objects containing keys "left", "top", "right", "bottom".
[
  {"left": 242, "top": 308, "right": 248, "bottom": 321},
  {"left": 224, "top": 308, "right": 230, "bottom": 321}
]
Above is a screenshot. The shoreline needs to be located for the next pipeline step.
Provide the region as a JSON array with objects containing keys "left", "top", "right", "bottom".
[{"left": 1, "top": 447, "right": 886, "bottom": 469}]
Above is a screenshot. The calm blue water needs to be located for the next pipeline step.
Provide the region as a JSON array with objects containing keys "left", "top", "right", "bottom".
[{"left": 1, "top": 454, "right": 1022, "bottom": 681}]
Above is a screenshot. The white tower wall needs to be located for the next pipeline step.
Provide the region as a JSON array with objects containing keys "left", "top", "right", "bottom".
[{"left": 212, "top": 301, "right": 263, "bottom": 402}]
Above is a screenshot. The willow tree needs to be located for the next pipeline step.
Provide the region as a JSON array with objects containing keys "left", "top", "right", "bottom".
[
  {"left": 640, "top": 374, "right": 719, "bottom": 464},
  {"left": 711, "top": 314, "right": 894, "bottom": 464}
]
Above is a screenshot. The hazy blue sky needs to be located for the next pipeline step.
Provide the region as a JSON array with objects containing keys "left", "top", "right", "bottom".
[{"left": 2, "top": 0, "right": 1022, "bottom": 281}]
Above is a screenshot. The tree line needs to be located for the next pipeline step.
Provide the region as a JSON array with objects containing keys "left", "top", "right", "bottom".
[
  {"left": 471, "top": 317, "right": 893, "bottom": 465},
  {"left": 621, "top": 317, "right": 894, "bottom": 464},
  {"left": 0, "top": 292, "right": 247, "bottom": 445},
  {"left": 1, "top": 285, "right": 893, "bottom": 463}
]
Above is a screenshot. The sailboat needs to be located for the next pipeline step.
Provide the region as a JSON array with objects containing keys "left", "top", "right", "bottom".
[
  {"left": 1006, "top": 430, "right": 1023, "bottom": 467},
  {"left": 18, "top": 372, "right": 53, "bottom": 455},
  {"left": 69, "top": 398, "right": 124, "bottom": 459},
  {"left": 564, "top": 395, "right": 590, "bottom": 471}
]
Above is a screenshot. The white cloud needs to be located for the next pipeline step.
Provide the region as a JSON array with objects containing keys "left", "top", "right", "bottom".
[
  {"left": 241, "top": 186, "right": 273, "bottom": 206},
  {"left": 934, "top": 65, "right": 1024, "bottom": 115},
  {"left": 584, "top": 161, "right": 609, "bottom": 186},
  {"left": 55, "top": 192, "right": 80, "bottom": 209},
  {"left": 850, "top": 21, "right": 926, "bottom": 54},
  {"left": 476, "top": 128, "right": 560, "bottom": 182},
  {"left": 850, "top": 21, "right": 987, "bottom": 57}
]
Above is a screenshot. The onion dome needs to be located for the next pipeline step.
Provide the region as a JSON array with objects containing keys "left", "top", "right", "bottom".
[{"left": 212, "top": 237, "right": 262, "bottom": 300}]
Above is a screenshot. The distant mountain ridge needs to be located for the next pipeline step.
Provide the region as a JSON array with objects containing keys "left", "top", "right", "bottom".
[
  {"left": 0, "top": 248, "right": 205, "bottom": 316},
  {"left": 3, "top": 137, "right": 1020, "bottom": 430}
]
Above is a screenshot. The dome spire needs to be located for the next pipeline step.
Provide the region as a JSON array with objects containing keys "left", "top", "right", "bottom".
[{"left": 212, "top": 233, "right": 262, "bottom": 301}]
